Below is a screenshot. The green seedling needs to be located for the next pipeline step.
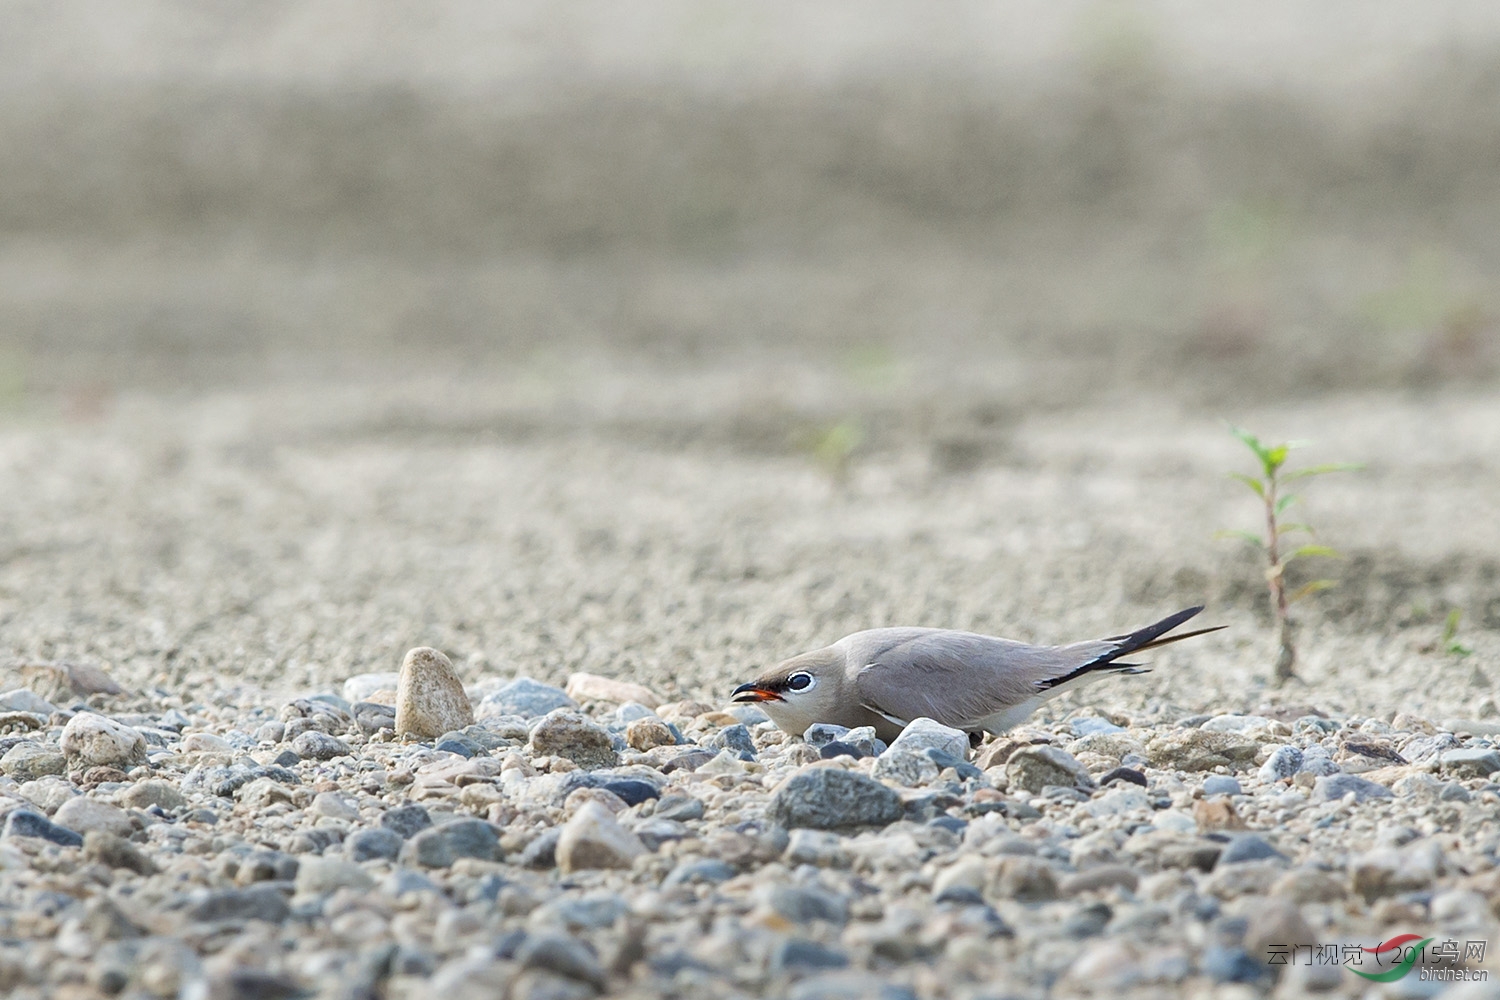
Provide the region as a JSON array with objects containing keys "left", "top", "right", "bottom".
[
  {"left": 1221, "top": 426, "right": 1358, "bottom": 685},
  {"left": 798, "top": 418, "right": 864, "bottom": 486},
  {"left": 1441, "top": 609, "right": 1473, "bottom": 658}
]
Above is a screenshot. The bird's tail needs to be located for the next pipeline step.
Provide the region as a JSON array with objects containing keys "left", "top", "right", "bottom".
[{"left": 1035, "top": 605, "right": 1224, "bottom": 691}]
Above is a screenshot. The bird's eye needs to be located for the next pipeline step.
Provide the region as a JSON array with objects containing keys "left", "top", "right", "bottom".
[{"left": 786, "top": 672, "right": 814, "bottom": 692}]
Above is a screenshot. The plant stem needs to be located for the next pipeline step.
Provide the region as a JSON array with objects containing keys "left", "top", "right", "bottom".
[{"left": 1264, "top": 467, "right": 1296, "bottom": 683}]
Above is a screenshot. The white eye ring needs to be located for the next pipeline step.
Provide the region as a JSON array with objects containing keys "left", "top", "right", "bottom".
[{"left": 786, "top": 672, "right": 815, "bottom": 692}]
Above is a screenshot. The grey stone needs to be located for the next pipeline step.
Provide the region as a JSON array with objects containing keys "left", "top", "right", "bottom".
[
  {"left": 530, "top": 710, "right": 619, "bottom": 769},
  {"left": 803, "top": 723, "right": 850, "bottom": 748},
  {"left": 1439, "top": 747, "right": 1500, "bottom": 779},
  {"left": 768, "top": 768, "right": 902, "bottom": 830},
  {"left": 0, "top": 689, "right": 57, "bottom": 714},
  {"left": 663, "top": 859, "right": 736, "bottom": 886},
  {"left": 290, "top": 730, "right": 351, "bottom": 760},
  {"left": 1, "top": 742, "right": 68, "bottom": 781},
  {"left": 515, "top": 934, "right": 607, "bottom": 990},
  {"left": 788, "top": 972, "right": 918, "bottom": 1000},
  {"left": 707, "top": 723, "right": 757, "bottom": 758},
  {"left": 1310, "top": 774, "right": 1393, "bottom": 803},
  {"left": 482, "top": 678, "right": 576, "bottom": 719},
  {"left": 83, "top": 831, "right": 155, "bottom": 875},
  {"left": 1257, "top": 745, "right": 1302, "bottom": 782},
  {"left": 186, "top": 885, "right": 292, "bottom": 923},
  {"left": 380, "top": 804, "right": 433, "bottom": 839},
  {"left": 768, "top": 884, "right": 849, "bottom": 924},
  {"left": 52, "top": 797, "right": 133, "bottom": 837},
  {"left": 770, "top": 939, "right": 849, "bottom": 974},
  {"left": 886, "top": 717, "right": 970, "bottom": 761},
  {"left": 295, "top": 856, "right": 375, "bottom": 894},
  {"left": 652, "top": 794, "right": 705, "bottom": 822},
  {"left": 871, "top": 748, "right": 940, "bottom": 786},
  {"left": 400, "top": 819, "right": 502, "bottom": 868},
  {"left": 520, "top": 828, "right": 562, "bottom": 869},
  {"left": 346, "top": 828, "right": 404, "bottom": 862},
  {"left": 1216, "top": 834, "right": 1287, "bottom": 866},
  {"left": 1202, "top": 775, "right": 1242, "bottom": 796},
  {"left": 3, "top": 809, "right": 83, "bottom": 846},
  {"left": 1006, "top": 745, "right": 1093, "bottom": 793}
]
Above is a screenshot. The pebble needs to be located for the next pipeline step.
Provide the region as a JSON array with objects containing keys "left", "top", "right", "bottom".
[
  {"left": 394, "top": 647, "right": 475, "bottom": 738},
  {"left": 1309, "top": 773, "right": 1394, "bottom": 803},
  {"left": 51, "top": 797, "right": 133, "bottom": 837},
  {"left": 1201, "top": 775, "right": 1242, "bottom": 796},
  {"left": 556, "top": 801, "right": 646, "bottom": 872},
  {"left": 1257, "top": 745, "right": 1302, "bottom": 782},
  {"left": 0, "top": 742, "right": 68, "bottom": 781},
  {"left": 624, "top": 717, "right": 675, "bottom": 751},
  {"left": 380, "top": 803, "right": 433, "bottom": 838},
  {"left": 1216, "top": 834, "right": 1286, "bottom": 865},
  {"left": 768, "top": 768, "right": 903, "bottom": 830},
  {"left": 345, "top": 827, "right": 404, "bottom": 862},
  {"left": 885, "top": 717, "right": 970, "bottom": 760},
  {"left": 291, "top": 730, "right": 351, "bottom": 760},
  {"left": 530, "top": 710, "right": 620, "bottom": 769},
  {"left": 59, "top": 713, "right": 148, "bottom": 768},
  {"left": 1438, "top": 746, "right": 1500, "bottom": 778},
  {"left": 3, "top": 809, "right": 83, "bottom": 846},
  {"left": 1005, "top": 745, "right": 1092, "bottom": 792},
  {"left": 481, "top": 677, "right": 577, "bottom": 718},
  {"left": 563, "top": 672, "right": 661, "bottom": 708},
  {"left": 401, "top": 819, "right": 503, "bottom": 867}
]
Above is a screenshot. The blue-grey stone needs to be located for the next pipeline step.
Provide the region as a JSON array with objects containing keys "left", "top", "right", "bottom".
[
  {"left": 464, "top": 873, "right": 507, "bottom": 904},
  {"left": 186, "top": 885, "right": 291, "bottom": 924},
  {"left": 662, "top": 749, "right": 715, "bottom": 772},
  {"left": 1216, "top": 834, "right": 1287, "bottom": 866},
  {"left": 924, "top": 747, "right": 984, "bottom": 780},
  {"left": 459, "top": 725, "right": 511, "bottom": 751},
  {"left": 1403, "top": 733, "right": 1460, "bottom": 763},
  {"left": 1100, "top": 767, "right": 1148, "bottom": 788},
  {"left": 600, "top": 779, "right": 659, "bottom": 806},
  {"left": 1202, "top": 775, "right": 1242, "bottom": 796},
  {"left": 482, "top": 678, "right": 575, "bottom": 719},
  {"left": 1071, "top": 717, "right": 1126, "bottom": 737},
  {"left": 3, "top": 810, "right": 83, "bottom": 847},
  {"left": 1201, "top": 946, "right": 1269, "bottom": 983},
  {"left": 515, "top": 933, "right": 607, "bottom": 989},
  {"left": 308, "top": 693, "right": 352, "bottom": 713},
  {"left": 1439, "top": 747, "right": 1500, "bottom": 778},
  {"left": 379, "top": 804, "right": 432, "bottom": 839},
  {"left": 770, "top": 939, "right": 849, "bottom": 974},
  {"left": 346, "top": 828, "right": 403, "bottom": 863},
  {"left": 788, "top": 974, "right": 918, "bottom": 1000},
  {"left": 383, "top": 868, "right": 441, "bottom": 897},
  {"left": 272, "top": 750, "right": 301, "bottom": 769},
  {"left": 768, "top": 769, "right": 903, "bottom": 830},
  {"left": 653, "top": 794, "right": 705, "bottom": 822},
  {"left": 709, "top": 724, "right": 757, "bottom": 758},
  {"left": 290, "top": 731, "right": 351, "bottom": 761},
  {"left": 803, "top": 723, "right": 850, "bottom": 748},
  {"left": 520, "top": 829, "right": 561, "bottom": 869},
  {"left": 1297, "top": 750, "right": 1340, "bottom": 777},
  {"left": 819, "top": 741, "right": 867, "bottom": 760},
  {"left": 1311, "top": 774, "right": 1394, "bottom": 803},
  {"left": 726, "top": 704, "right": 770, "bottom": 726},
  {"left": 613, "top": 702, "right": 656, "bottom": 724},
  {"left": 1061, "top": 902, "right": 1112, "bottom": 938},
  {"left": 399, "top": 819, "right": 501, "bottom": 868},
  {"left": 433, "top": 738, "right": 475, "bottom": 758},
  {"left": 1440, "top": 781, "right": 1472, "bottom": 802},
  {"left": 768, "top": 885, "right": 848, "bottom": 925},
  {"left": 663, "top": 859, "right": 736, "bottom": 886},
  {"left": 928, "top": 815, "right": 967, "bottom": 837},
  {"left": 537, "top": 894, "right": 628, "bottom": 930},
  {"left": 1258, "top": 745, "right": 1303, "bottom": 782}
]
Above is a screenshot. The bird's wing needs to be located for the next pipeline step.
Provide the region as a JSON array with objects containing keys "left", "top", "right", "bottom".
[{"left": 848, "top": 629, "right": 1086, "bottom": 732}]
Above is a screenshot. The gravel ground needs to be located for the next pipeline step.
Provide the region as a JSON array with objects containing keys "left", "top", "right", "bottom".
[{"left": 0, "top": 368, "right": 1498, "bottom": 999}]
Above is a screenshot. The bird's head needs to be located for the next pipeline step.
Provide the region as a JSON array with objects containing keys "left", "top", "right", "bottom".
[{"left": 730, "top": 648, "right": 842, "bottom": 737}]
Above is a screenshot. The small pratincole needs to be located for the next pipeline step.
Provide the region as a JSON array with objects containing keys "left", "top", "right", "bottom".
[{"left": 731, "top": 606, "right": 1223, "bottom": 744}]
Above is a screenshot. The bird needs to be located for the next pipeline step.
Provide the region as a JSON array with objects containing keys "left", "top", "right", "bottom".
[{"left": 730, "top": 606, "right": 1223, "bottom": 744}]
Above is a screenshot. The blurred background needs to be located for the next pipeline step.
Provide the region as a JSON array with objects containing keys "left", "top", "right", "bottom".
[
  {"left": 4, "top": 0, "right": 1499, "bottom": 400},
  {"left": 1, "top": 1, "right": 1498, "bottom": 711}
]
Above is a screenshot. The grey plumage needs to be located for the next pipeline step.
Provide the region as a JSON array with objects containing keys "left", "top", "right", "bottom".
[{"left": 732, "top": 606, "right": 1222, "bottom": 743}]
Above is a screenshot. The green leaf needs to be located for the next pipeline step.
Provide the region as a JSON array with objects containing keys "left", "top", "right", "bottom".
[
  {"left": 1289, "top": 579, "right": 1337, "bottom": 602},
  {"left": 1441, "top": 609, "right": 1462, "bottom": 645},
  {"left": 1274, "top": 493, "right": 1299, "bottom": 515},
  {"left": 1287, "top": 544, "right": 1340, "bottom": 560},
  {"left": 1283, "top": 462, "right": 1362, "bottom": 480},
  {"left": 1228, "top": 472, "right": 1266, "bottom": 498},
  {"left": 1229, "top": 425, "right": 1266, "bottom": 458},
  {"left": 1215, "top": 529, "right": 1265, "bottom": 548},
  {"left": 1276, "top": 522, "right": 1315, "bottom": 536},
  {"left": 1264, "top": 443, "right": 1290, "bottom": 474}
]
